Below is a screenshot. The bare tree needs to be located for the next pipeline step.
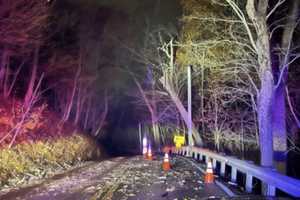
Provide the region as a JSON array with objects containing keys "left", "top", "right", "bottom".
[
  {"left": 24, "top": 46, "right": 39, "bottom": 108},
  {"left": 176, "top": 0, "right": 260, "bottom": 150},
  {"left": 62, "top": 63, "right": 81, "bottom": 123},
  {"left": 0, "top": 0, "right": 50, "bottom": 98},
  {"left": 0, "top": 73, "right": 45, "bottom": 147},
  {"left": 93, "top": 91, "right": 109, "bottom": 137},
  {"left": 131, "top": 71, "right": 161, "bottom": 145},
  {"left": 225, "top": 0, "right": 300, "bottom": 171}
]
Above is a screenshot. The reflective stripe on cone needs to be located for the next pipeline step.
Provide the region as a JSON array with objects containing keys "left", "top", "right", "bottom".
[
  {"left": 162, "top": 153, "right": 171, "bottom": 171},
  {"left": 204, "top": 160, "right": 214, "bottom": 183}
]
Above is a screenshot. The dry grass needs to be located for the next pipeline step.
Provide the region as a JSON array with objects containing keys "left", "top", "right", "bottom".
[{"left": 0, "top": 134, "right": 101, "bottom": 187}]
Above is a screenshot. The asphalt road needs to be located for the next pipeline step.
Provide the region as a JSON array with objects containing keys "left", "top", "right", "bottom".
[{"left": 1, "top": 155, "right": 288, "bottom": 200}]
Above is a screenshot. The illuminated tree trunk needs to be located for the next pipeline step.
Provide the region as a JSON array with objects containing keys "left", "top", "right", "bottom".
[
  {"left": 161, "top": 79, "right": 202, "bottom": 145},
  {"left": 84, "top": 96, "right": 92, "bottom": 129},
  {"left": 158, "top": 39, "right": 202, "bottom": 146},
  {"left": 7, "top": 73, "right": 44, "bottom": 148},
  {"left": 133, "top": 75, "right": 161, "bottom": 145},
  {"left": 246, "top": 0, "right": 274, "bottom": 168},
  {"left": 24, "top": 47, "right": 39, "bottom": 108},
  {"left": 272, "top": 84, "right": 287, "bottom": 172},
  {"left": 151, "top": 67, "right": 161, "bottom": 147},
  {"left": 74, "top": 86, "right": 82, "bottom": 125},
  {"left": 257, "top": 72, "right": 274, "bottom": 167},
  {"left": 93, "top": 91, "right": 108, "bottom": 137},
  {"left": 74, "top": 84, "right": 86, "bottom": 125},
  {"left": 4, "top": 60, "right": 24, "bottom": 99},
  {"left": 152, "top": 122, "right": 160, "bottom": 147},
  {"left": 62, "top": 63, "right": 81, "bottom": 122},
  {"left": 201, "top": 65, "right": 205, "bottom": 136},
  {"left": 213, "top": 94, "right": 220, "bottom": 151}
]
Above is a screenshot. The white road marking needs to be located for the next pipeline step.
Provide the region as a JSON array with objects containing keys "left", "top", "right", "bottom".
[{"left": 178, "top": 156, "right": 236, "bottom": 197}]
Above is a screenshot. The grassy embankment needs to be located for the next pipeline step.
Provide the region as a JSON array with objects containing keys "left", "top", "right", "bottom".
[
  {"left": 0, "top": 134, "right": 101, "bottom": 187},
  {"left": 0, "top": 99, "right": 102, "bottom": 188}
]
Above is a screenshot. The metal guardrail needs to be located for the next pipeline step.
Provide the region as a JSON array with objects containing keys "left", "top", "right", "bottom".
[{"left": 173, "top": 146, "right": 300, "bottom": 198}]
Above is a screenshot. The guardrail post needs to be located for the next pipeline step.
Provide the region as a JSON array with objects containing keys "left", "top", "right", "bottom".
[
  {"left": 264, "top": 184, "right": 276, "bottom": 196},
  {"left": 212, "top": 159, "right": 217, "bottom": 169},
  {"left": 231, "top": 167, "right": 237, "bottom": 183},
  {"left": 246, "top": 174, "right": 253, "bottom": 193},
  {"left": 220, "top": 162, "right": 226, "bottom": 177},
  {"left": 189, "top": 147, "right": 194, "bottom": 157},
  {"left": 206, "top": 156, "right": 210, "bottom": 164}
]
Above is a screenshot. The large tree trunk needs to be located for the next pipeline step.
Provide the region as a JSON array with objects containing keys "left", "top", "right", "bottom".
[
  {"left": 272, "top": 0, "right": 299, "bottom": 174},
  {"left": 272, "top": 84, "right": 287, "bottom": 172},
  {"left": 246, "top": 0, "right": 277, "bottom": 196},
  {"left": 246, "top": 0, "right": 274, "bottom": 168},
  {"left": 258, "top": 71, "right": 274, "bottom": 167}
]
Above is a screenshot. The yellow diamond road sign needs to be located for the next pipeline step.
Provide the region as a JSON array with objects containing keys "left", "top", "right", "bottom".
[{"left": 174, "top": 135, "right": 185, "bottom": 148}]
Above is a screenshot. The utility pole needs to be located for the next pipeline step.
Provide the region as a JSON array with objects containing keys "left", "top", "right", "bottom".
[
  {"left": 187, "top": 65, "right": 193, "bottom": 147},
  {"left": 139, "top": 123, "right": 142, "bottom": 152}
]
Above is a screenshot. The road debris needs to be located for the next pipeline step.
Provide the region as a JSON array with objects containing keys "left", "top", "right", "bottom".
[{"left": 0, "top": 155, "right": 228, "bottom": 200}]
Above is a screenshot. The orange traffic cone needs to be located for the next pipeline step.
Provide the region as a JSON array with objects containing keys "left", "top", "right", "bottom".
[
  {"left": 162, "top": 153, "right": 171, "bottom": 171},
  {"left": 204, "top": 159, "right": 214, "bottom": 183},
  {"left": 147, "top": 146, "right": 153, "bottom": 160},
  {"left": 143, "top": 147, "right": 147, "bottom": 158}
]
